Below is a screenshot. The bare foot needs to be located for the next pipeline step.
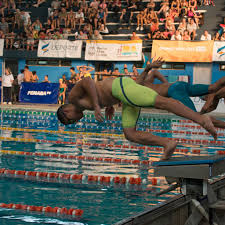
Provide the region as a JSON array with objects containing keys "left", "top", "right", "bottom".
[
  {"left": 201, "top": 115, "right": 217, "bottom": 140},
  {"left": 161, "top": 141, "right": 177, "bottom": 161},
  {"left": 200, "top": 94, "right": 218, "bottom": 114}
]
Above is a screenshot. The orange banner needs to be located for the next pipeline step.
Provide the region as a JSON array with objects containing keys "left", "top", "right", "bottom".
[{"left": 152, "top": 40, "right": 214, "bottom": 62}]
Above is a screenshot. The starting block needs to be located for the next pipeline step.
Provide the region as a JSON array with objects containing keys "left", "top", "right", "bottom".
[{"left": 153, "top": 155, "right": 225, "bottom": 225}]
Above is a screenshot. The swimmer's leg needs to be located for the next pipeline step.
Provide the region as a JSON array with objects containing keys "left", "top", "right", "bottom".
[
  {"left": 154, "top": 95, "right": 217, "bottom": 140},
  {"left": 123, "top": 127, "right": 177, "bottom": 160}
]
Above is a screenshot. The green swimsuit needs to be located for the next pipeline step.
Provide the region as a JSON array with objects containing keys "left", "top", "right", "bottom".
[{"left": 112, "top": 77, "right": 158, "bottom": 128}]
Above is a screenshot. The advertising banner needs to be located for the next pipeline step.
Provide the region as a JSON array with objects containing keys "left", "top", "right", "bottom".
[
  {"left": 152, "top": 40, "right": 214, "bottom": 62},
  {"left": 212, "top": 41, "right": 225, "bottom": 61},
  {"left": 19, "top": 82, "right": 59, "bottom": 104},
  {"left": 85, "top": 40, "right": 142, "bottom": 61},
  {"left": 191, "top": 97, "right": 225, "bottom": 113},
  {"left": 0, "top": 39, "right": 4, "bottom": 56},
  {"left": 38, "top": 40, "right": 82, "bottom": 58}
]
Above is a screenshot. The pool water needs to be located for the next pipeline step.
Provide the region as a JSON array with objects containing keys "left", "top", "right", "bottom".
[{"left": 0, "top": 109, "right": 224, "bottom": 225}]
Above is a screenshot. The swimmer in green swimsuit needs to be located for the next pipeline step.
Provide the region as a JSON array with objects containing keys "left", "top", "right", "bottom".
[
  {"left": 140, "top": 68, "right": 225, "bottom": 128},
  {"left": 56, "top": 59, "right": 217, "bottom": 160}
]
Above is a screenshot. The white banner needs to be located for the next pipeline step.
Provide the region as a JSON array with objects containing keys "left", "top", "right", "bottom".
[
  {"left": 0, "top": 39, "right": 4, "bottom": 56},
  {"left": 191, "top": 97, "right": 225, "bottom": 113},
  {"left": 85, "top": 40, "right": 142, "bottom": 61},
  {"left": 212, "top": 41, "right": 225, "bottom": 61},
  {"left": 38, "top": 40, "right": 82, "bottom": 58}
]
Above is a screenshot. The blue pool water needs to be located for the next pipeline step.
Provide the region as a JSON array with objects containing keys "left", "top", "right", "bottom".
[{"left": 0, "top": 109, "right": 224, "bottom": 225}]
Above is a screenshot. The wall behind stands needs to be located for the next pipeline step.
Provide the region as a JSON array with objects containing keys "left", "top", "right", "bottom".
[
  {"left": 211, "top": 63, "right": 225, "bottom": 83},
  {"left": 18, "top": 60, "right": 95, "bottom": 83}
]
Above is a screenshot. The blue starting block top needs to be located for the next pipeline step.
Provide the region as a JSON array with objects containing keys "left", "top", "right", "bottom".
[{"left": 153, "top": 155, "right": 225, "bottom": 167}]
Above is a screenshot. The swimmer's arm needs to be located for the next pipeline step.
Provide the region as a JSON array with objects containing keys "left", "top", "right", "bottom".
[
  {"left": 69, "top": 77, "right": 104, "bottom": 121},
  {"left": 150, "top": 71, "right": 168, "bottom": 84}
]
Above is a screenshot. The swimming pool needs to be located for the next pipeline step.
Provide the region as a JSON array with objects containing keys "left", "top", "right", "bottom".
[{"left": 0, "top": 108, "right": 224, "bottom": 225}]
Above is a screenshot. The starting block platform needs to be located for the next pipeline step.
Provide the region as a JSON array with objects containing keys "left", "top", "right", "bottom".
[
  {"left": 153, "top": 155, "right": 225, "bottom": 179},
  {"left": 153, "top": 155, "right": 225, "bottom": 225}
]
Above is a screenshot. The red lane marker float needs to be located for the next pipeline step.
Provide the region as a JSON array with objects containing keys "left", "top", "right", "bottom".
[
  {"left": 0, "top": 168, "right": 164, "bottom": 186},
  {"left": 0, "top": 202, "right": 83, "bottom": 217},
  {"left": 2, "top": 150, "right": 152, "bottom": 167}
]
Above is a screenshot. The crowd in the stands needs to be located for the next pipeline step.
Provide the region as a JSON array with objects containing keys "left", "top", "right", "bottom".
[{"left": 0, "top": 0, "right": 222, "bottom": 50}]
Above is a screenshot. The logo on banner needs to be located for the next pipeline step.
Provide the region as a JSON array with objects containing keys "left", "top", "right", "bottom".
[
  {"left": 119, "top": 45, "right": 138, "bottom": 56},
  {"left": 41, "top": 43, "right": 50, "bottom": 54},
  {"left": 217, "top": 45, "right": 225, "bottom": 58},
  {"left": 88, "top": 47, "right": 95, "bottom": 56}
]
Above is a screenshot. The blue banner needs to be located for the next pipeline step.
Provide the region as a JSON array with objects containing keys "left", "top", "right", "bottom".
[{"left": 19, "top": 82, "right": 59, "bottom": 104}]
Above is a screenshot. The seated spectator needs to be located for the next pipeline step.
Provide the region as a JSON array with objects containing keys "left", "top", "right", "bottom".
[
  {"left": 51, "top": 0, "right": 61, "bottom": 10},
  {"left": 90, "top": 0, "right": 100, "bottom": 10},
  {"left": 147, "top": 9, "right": 158, "bottom": 25},
  {"left": 182, "top": 30, "right": 191, "bottom": 40},
  {"left": 200, "top": 30, "right": 211, "bottom": 40},
  {"left": 76, "top": 8, "right": 84, "bottom": 30},
  {"left": 44, "top": 19, "right": 55, "bottom": 33},
  {"left": 26, "top": 28, "right": 35, "bottom": 51},
  {"left": 189, "top": 0, "right": 197, "bottom": 12},
  {"left": 33, "top": 0, "right": 46, "bottom": 7},
  {"left": 157, "top": 1, "right": 170, "bottom": 19},
  {"left": 98, "top": 8, "right": 108, "bottom": 28},
  {"left": 14, "top": 9, "right": 23, "bottom": 30},
  {"left": 58, "top": 78, "right": 67, "bottom": 104},
  {"left": 220, "top": 32, "right": 225, "bottom": 41},
  {"left": 171, "top": 0, "right": 180, "bottom": 14},
  {"left": 59, "top": 7, "right": 67, "bottom": 27},
  {"left": 0, "top": 17, "right": 9, "bottom": 34},
  {"left": 149, "top": 19, "right": 159, "bottom": 34},
  {"left": 136, "top": 10, "right": 146, "bottom": 31},
  {"left": 178, "top": 18, "right": 187, "bottom": 35},
  {"left": 91, "top": 30, "right": 103, "bottom": 40},
  {"left": 165, "top": 16, "right": 176, "bottom": 36},
  {"left": 130, "top": 31, "right": 141, "bottom": 40},
  {"left": 171, "top": 30, "right": 182, "bottom": 40},
  {"left": 180, "top": 0, "right": 188, "bottom": 17},
  {"left": 5, "top": 30, "right": 15, "bottom": 49},
  {"left": 53, "top": 30, "right": 63, "bottom": 39},
  {"left": 147, "top": 0, "right": 156, "bottom": 10},
  {"left": 32, "top": 18, "right": 43, "bottom": 33},
  {"left": 152, "top": 30, "right": 169, "bottom": 40},
  {"left": 60, "top": 0, "right": 69, "bottom": 9},
  {"left": 98, "top": 23, "right": 109, "bottom": 34},
  {"left": 119, "top": 8, "right": 132, "bottom": 30},
  {"left": 213, "top": 32, "right": 220, "bottom": 41},
  {"left": 51, "top": 9, "right": 60, "bottom": 28},
  {"left": 78, "top": 30, "right": 88, "bottom": 40},
  {"left": 187, "top": 18, "right": 197, "bottom": 40},
  {"left": 80, "top": 0, "right": 88, "bottom": 16},
  {"left": 21, "top": 11, "right": 31, "bottom": 28},
  {"left": 0, "top": 29, "right": 5, "bottom": 39},
  {"left": 67, "top": 9, "right": 76, "bottom": 29},
  {"left": 32, "top": 71, "right": 39, "bottom": 82},
  {"left": 42, "top": 75, "right": 50, "bottom": 83}
]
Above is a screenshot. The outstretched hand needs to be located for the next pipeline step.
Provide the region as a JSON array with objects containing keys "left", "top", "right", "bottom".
[
  {"left": 94, "top": 105, "right": 104, "bottom": 122},
  {"left": 150, "top": 57, "right": 165, "bottom": 68},
  {"left": 105, "top": 106, "right": 115, "bottom": 120}
]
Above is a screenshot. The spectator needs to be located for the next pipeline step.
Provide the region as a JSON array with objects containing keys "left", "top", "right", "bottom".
[
  {"left": 123, "top": 68, "right": 131, "bottom": 76},
  {"left": 220, "top": 32, "right": 225, "bottom": 41},
  {"left": 67, "top": 9, "right": 76, "bottom": 29},
  {"left": 90, "top": 0, "right": 100, "bottom": 10},
  {"left": 213, "top": 32, "right": 220, "bottom": 41},
  {"left": 62, "top": 74, "right": 67, "bottom": 84},
  {"left": 147, "top": 0, "right": 156, "bottom": 10},
  {"left": 91, "top": 30, "right": 103, "bottom": 40},
  {"left": 119, "top": 8, "right": 132, "bottom": 30},
  {"left": 149, "top": 19, "right": 159, "bottom": 34},
  {"left": 171, "top": 30, "right": 182, "bottom": 40},
  {"left": 32, "top": 71, "right": 39, "bottom": 82},
  {"left": 59, "top": 7, "right": 67, "bottom": 27},
  {"left": 42, "top": 75, "right": 50, "bottom": 83},
  {"left": 33, "top": 0, "right": 46, "bottom": 7},
  {"left": 131, "top": 65, "right": 139, "bottom": 78},
  {"left": 78, "top": 30, "right": 88, "bottom": 40},
  {"left": 187, "top": 18, "right": 197, "bottom": 40},
  {"left": 200, "top": 30, "right": 211, "bottom": 40},
  {"left": 32, "top": 18, "right": 43, "bottom": 33},
  {"left": 189, "top": 0, "right": 197, "bottom": 12},
  {"left": 180, "top": 0, "right": 188, "bottom": 17},
  {"left": 17, "top": 69, "right": 24, "bottom": 86},
  {"left": 0, "top": 29, "right": 5, "bottom": 39},
  {"left": 5, "top": 31, "right": 15, "bottom": 49},
  {"left": 51, "top": 0, "right": 61, "bottom": 10},
  {"left": 136, "top": 10, "right": 146, "bottom": 31},
  {"left": 2, "top": 67, "right": 14, "bottom": 104},
  {"left": 76, "top": 8, "right": 84, "bottom": 30},
  {"left": 44, "top": 19, "right": 55, "bottom": 33},
  {"left": 165, "top": 16, "right": 176, "bottom": 36},
  {"left": 0, "top": 17, "right": 9, "bottom": 34},
  {"left": 157, "top": 1, "right": 170, "bottom": 18},
  {"left": 51, "top": 9, "right": 60, "bottom": 28},
  {"left": 24, "top": 66, "right": 33, "bottom": 82},
  {"left": 14, "top": 9, "right": 23, "bottom": 30},
  {"left": 130, "top": 31, "right": 141, "bottom": 40},
  {"left": 77, "top": 65, "right": 94, "bottom": 80},
  {"left": 182, "top": 30, "right": 191, "bottom": 40},
  {"left": 21, "top": 11, "right": 31, "bottom": 28},
  {"left": 177, "top": 18, "right": 187, "bottom": 35},
  {"left": 58, "top": 78, "right": 67, "bottom": 104},
  {"left": 70, "top": 67, "right": 77, "bottom": 81},
  {"left": 26, "top": 30, "right": 35, "bottom": 51},
  {"left": 98, "top": 23, "right": 109, "bottom": 34},
  {"left": 112, "top": 68, "right": 120, "bottom": 77}
]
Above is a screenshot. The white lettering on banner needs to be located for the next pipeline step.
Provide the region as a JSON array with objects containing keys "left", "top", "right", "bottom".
[
  {"left": 27, "top": 91, "right": 52, "bottom": 96},
  {"left": 37, "top": 40, "right": 82, "bottom": 58},
  {"left": 191, "top": 97, "right": 225, "bottom": 113}
]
